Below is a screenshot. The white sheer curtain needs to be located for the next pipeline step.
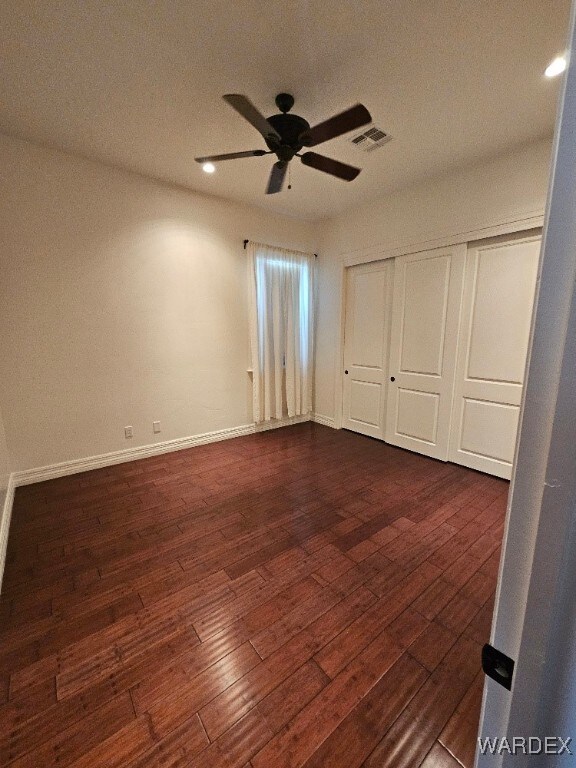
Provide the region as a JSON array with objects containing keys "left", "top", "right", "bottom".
[{"left": 248, "top": 242, "right": 314, "bottom": 423}]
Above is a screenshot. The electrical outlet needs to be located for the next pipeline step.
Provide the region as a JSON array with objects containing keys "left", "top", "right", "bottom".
[
  {"left": 153, "top": 421, "right": 161, "bottom": 434},
  {"left": 124, "top": 426, "right": 133, "bottom": 439}
]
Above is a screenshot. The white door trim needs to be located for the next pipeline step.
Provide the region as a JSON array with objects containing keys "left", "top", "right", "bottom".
[{"left": 341, "top": 214, "right": 544, "bottom": 267}]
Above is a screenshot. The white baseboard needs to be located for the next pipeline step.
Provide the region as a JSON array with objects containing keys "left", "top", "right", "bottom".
[
  {"left": 2, "top": 413, "right": 331, "bottom": 590},
  {"left": 255, "top": 413, "right": 311, "bottom": 432},
  {"left": 0, "top": 473, "right": 16, "bottom": 594},
  {"left": 13, "top": 423, "right": 255, "bottom": 486},
  {"left": 12, "top": 414, "right": 317, "bottom": 487},
  {"left": 312, "top": 413, "right": 336, "bottom": 429}
]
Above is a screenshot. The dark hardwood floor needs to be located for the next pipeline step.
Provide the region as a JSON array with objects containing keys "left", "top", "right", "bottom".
[{"left": 0, "top": 423, "right": 507, "bottom": 767}]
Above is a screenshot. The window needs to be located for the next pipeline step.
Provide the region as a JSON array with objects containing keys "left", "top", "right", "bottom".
[{"left": 247, "top": 242, "right": 314, "bottom": 422}]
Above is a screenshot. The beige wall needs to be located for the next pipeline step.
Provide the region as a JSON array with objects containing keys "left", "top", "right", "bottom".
[
  {"left": 315, "top": 138, "right": 553, "bottom": 421},
  {"left": 0, "top": 134, "right": 320, "bottom": 471}
]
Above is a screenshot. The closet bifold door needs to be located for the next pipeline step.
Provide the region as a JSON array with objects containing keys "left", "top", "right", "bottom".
[
  {"left": 342, "top": 260, "right": 393, "bottom": 439},
  {"left": 448, "top": 235, "right": 541, "bottom": 479},
  {"left": 385, "top": 245, "right": 466, "bottom": 461}
]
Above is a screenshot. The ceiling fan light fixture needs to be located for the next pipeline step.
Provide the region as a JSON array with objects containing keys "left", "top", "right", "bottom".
[
  {"left": 545, "top": 56, "right": 567, "bottom": 78},
  {"left": 202, "top": 162, "right": 216, "bottom": 173}
]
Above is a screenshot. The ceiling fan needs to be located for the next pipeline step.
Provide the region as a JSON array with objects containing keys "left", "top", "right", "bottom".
[{"left": 195, "top": 93, "right": 372, "bottom": 194}]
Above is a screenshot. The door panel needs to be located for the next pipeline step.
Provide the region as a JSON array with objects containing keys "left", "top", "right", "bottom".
[
  {"left": 460, "top": 399, "right": 519, "bottom": 463},
  {"left": 342, "top": 261, "right": 393, "bottom": 439},
  {"left": 449, "top": 235, "right": 541, "bottom": 478},
  {"left": 396, "top": 389, "right": 440, "bottom": 443},
  {"left": 401, "top": 257, "right": 450, "bottom": 375},
  {"left": 467, "top": 245, "right": 537, "bottom": 383},
  {"left": 385, "top": 245, "right": 466, "bottom": 460},
  {"left": 349, "top": 380, "right": 382, "bottom": 427},
  {"left": 351, "top": 273, "right": 388, "bottom": 367}
]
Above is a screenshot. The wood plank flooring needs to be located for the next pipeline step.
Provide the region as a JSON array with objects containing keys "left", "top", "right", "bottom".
[{"left": 0, "top": 423, "right": 507, "bottom": 767}]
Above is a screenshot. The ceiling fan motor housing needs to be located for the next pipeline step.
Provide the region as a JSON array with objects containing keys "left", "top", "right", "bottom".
[{"left": 265, "top": 94, "right": 310, "bottom": 161}]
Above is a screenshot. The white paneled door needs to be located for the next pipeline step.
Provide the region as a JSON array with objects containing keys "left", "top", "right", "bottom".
[
  {"left": 448, "top": 235, "right": 541, "bottom": 479},
  {"left": 385, "top": 246, "right": 466, "bottom": 460},
  {"left": 342, "top": 237, "right": 539, "bottom": 477},
  {"left": 342, "top": 261, "right": 393, "bottom": 439}
]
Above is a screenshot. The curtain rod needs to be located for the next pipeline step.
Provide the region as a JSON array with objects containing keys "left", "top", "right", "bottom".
[{"left": 243, "top": 239, "right": 317, "bottom": 257}]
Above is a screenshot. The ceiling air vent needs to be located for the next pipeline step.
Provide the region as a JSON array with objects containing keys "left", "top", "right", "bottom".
[{"left": 348, "top": 125, "right": 392, "bottom": 152}]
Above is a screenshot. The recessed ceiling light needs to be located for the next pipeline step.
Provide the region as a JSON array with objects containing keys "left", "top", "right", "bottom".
[
  {"left": 202, "top": 162, "right": 216, "bottom": 173},
  {"left": 545, "top": 56, "right": 567, "bottom": 78}
]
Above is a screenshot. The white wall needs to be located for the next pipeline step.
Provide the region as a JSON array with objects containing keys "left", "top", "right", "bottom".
[
  {"left": 315, "top": 138, "right": 553, "bottom": 421},
  {"left": 0, "top": 134, "right": 319, "bottom": 472}
]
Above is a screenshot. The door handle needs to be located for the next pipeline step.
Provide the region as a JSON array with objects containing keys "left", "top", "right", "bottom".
[
  {"left": 390, "top": 376, "right": 395, "bottom": 382},
  {"left": 344, "top": 370, "right": 349, "bottom": 375}
]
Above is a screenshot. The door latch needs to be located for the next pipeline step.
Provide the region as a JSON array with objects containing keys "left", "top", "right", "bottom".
[{"left": 482, "top": 643, "right": 515, "bottom": 691}]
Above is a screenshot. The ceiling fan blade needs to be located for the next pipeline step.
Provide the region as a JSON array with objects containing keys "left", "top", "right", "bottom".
[
  {"left": 266, "top": 161, "right": 288, "bottom": 194},
  {"left": 300, "top": 152, "right": 361, "bottom": 181},
  {"left": 299, "top": 104, "right": 372, "bottom": 147},
  {"left": 195, "top": 150, "right": 269, "bottom": 163},
  {"left": 223, "top": 94, "right": 281, "bottom": 143}
]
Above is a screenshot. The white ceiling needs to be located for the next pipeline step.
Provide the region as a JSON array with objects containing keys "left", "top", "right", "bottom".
[{"left": 0, "top": 0, "right": 570, "bottom": 221}]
